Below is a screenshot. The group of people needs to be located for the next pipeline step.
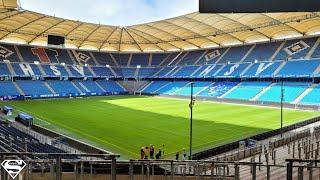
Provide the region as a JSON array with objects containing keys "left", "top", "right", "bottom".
[
  {"left": 140, "top": 145, "right": 162, "bottom": 159},
  {"left": 140, "top": 145, "right": 188, "bottom": 160},
  {"left": 175, "top": 149, "right": 187, "bottom": 160}
]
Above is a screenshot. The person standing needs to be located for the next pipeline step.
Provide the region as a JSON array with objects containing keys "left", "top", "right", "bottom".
[
  {"left": 140, "top": 147, "right": 145, "bottom": 159},
  {"left": 144, "top": 146, "right": 150, "bottom": 159},
  {"left": 175, "top": 152, "right": 180, "bottom": 161},
  {"left": 182, "top": 149, "right": 187, "bottom": 160},
  {"left": 150, "top": 145, "right": 155, "bottom": 159}
]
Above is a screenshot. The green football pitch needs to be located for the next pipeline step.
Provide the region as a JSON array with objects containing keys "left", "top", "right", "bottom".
[{"left": 1, "top": 96, "right": 319, "bottom": 159}]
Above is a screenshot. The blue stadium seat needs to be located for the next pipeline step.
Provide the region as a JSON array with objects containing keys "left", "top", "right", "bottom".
[
  {"left": 243, "top": 61, "right": 282, "bottom": 77},
  {"left": 300, "top": 85, "right": 320, "bottom": 105},
  {"left": 276, "top": 60, "right": 320, "bottom": 77},
  {"left": 130, "top": 54, "right": 149, "bottom": 66},
  {"left": 258, "top": 82, "right": 310, "bottom": 103},
  {"left": 47, "top": 80, "right": 79, "bottom": 95},
  {"left": 16, "top": 80, "right": 52, "bottom": 97},
  {"left": 219, "top": 45, "right": 252, "bottom": 64},
  {"left": 225, "top": 82, "right": 271, "bottom": 100},
  {"left": 244, "top": 42, "right": 282, "bottom": 62},
  {"left": 0, "top": 63, "right": 11, "bottom": 76},
  {"left": 0, "top": 81, "right": 20, "bottom": 96},
  {"left": 174, "top": 81, "right": 211, "bottom": 96},
  {"left": 155, "top": 81, "right": 189, "bottom": 95},
  {"left": 142, "top": 81, "right": 171, "bottom": 93},
  {"left": 96, "top": 80, "right": 126, "bottom": 93},
  {"left": 197, "top": 82, "right": 238, "bottom": 97}
]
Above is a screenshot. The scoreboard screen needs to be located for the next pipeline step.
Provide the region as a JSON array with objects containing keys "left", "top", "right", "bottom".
[{"left": 199, "top": 0, "right": 320, "bottom": 13}]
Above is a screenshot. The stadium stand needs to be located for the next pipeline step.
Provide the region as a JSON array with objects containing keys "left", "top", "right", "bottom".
[
  {"left": 16, "top": 80, "right": 52, "bottom": 97},
  {"left": 0, "top": 122, "right": 65, "bottom": 153},
  {"left": 225, "top": 82, "right": 271, "bottom": 100},
  {"left": 258, "top": 82, "right": 310, "bottom": 103},
  {"left": 0, "top": 81, "right": 20, "bottom": 96},
  {"left": 1, "top": 36, "right": 320, "bottom": 105}
]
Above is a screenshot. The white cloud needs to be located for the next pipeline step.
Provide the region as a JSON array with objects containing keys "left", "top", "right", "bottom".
[{"left": 19, "top": 0, "right": 198, "bottom": 26}]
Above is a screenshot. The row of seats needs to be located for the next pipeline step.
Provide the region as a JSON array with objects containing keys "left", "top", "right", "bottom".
[
  {"left": 0, "top": 123, "right": 65, "bottom": 154},
  {"left": 2, "top": 59, "right": 320, "bottom": 78},
  {"left": 1, "top": 37, "right": 320, "bottom": 67},
  {"left": 0, "top": 80, "right": 126, "bottom": 97},
  {"left": 141, "top": 81, "right": 318, "bottom": 105}
]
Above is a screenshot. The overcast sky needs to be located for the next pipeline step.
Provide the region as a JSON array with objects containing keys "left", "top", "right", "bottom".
[{"left": 19, "top": 0, "right": 198, "bottom": 26}]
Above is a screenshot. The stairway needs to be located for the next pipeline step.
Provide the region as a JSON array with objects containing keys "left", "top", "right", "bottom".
[
  {"left": 5, "top": 62, "right": 16, "bottom": 76},
  {"left": 292, "top": 84, "right": 317, "bottom": 104},
  {"left": 272, "top": 61, "right": 286, "bottom": 76},
  {"left": 95, "top": 81, "right": 106, "bottom": 92},
  {"left": 167, "top": 51, "right": 184, "bottom": 66},
  {"left": 215, "top": 48, "right": 230, "bottom": 64},
  {"left": 270, "top": 41, "right": 286, "bottom": 61},
  {"left": 240, "top": 63, "right": 253, "bottom": 76},
  {"left": 37, "top": 64, "right": 47, "bottom": 76},
  {"left": 240, "top": 45, "right": 256, "bottom": 63},
  {"left": 138, "top": 81, "right": 154, "bottom": 92},
  {"left": 64, "top": 65, "right": 73, "bottom": 77},
  {"left": 78, "top": 82, "right": 90, "bottom": 93},
  {"left": 306, "top": 37, "right": 320, "bottom": 59},
  {"left": 13, "top": 82, "right": 25, "bottom": 95},
  {"left": 71, "top": 81, "right": 83, "bottom": 93},
  {"left": 89, "top": 52, "right": 100, "bottom": 66},
  {"left": 87, "top": 65, "right": 97, "bottom": 77},
  {"left": 44, "top": 82, "right": 56, "bottom": 94},
  {"left": 251, "top": 83, "right": 274, "bottom": 101},
  {"left": 219, "top": 83, "right": 242, "bottom": 98},
  {"left": 14, "top": 45, "right": 25, "bottom": 62},
  {"left": 127, "top": 54, "right": 132, "bottom": 67}
]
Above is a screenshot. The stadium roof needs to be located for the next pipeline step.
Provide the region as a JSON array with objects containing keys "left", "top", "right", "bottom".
[{"left": 0, "top": 1, "right": 320, "bottom": 52}]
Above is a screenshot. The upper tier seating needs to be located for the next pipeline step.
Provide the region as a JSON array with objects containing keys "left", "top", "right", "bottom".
[
  {"left": 219, "top": 45, "right": 252, "bottom": 64},
  {"left": 92, "top": 52, "right": 116, "bottom": 66},
  {"left": 151, "top": 54, "right": 168, "bottom": 66},
  {"left": 91, "top": 66, "right": 115, "bottom": 77},
  {"left": 274, "top": 37, "right": 318, "bottom": 60},
  {"left": 113, "top": 54, "right": 130, "bottom": 66},
  {"left": 225, "top": 82, "right": 271, "bottom": 100},
  {"left": 216, "top": 63, "right": 250, "bottom": 77},
  {"left": 172, "top": 66, "right": 199, "bottom": 77},
  {"left": 243, "top": 61, "right": 282, "bottom": 77},
  {"left": 177, "top": 51, "right": 205, "bottom": 66},
  {"left": 258, "top": 82, "right": 310, "bottom": 103},
  {"left": 0, "top": 63, "right": 11, "bottom": 76},
  {"left": 138, "top": 68, "right": 158, "bottom": 78},
  {"left": 130, "top": 54, "right": 149, "bottom": 66},
  {"left": 196, "top": 49, "right": 228, "bottom": 65},
  {"left": 276, "top": 60, "right": 320, "bottom": 77},
  {"left": 244, "top": 42, "right": 281, "bottom": 62},
  {"left": 42, "top": 64, "right": 69, "bottom": 77}
]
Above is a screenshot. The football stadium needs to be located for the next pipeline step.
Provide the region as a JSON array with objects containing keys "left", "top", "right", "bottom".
[{"left": 1, "top": 0, "right": 320, "bottom": 179}]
